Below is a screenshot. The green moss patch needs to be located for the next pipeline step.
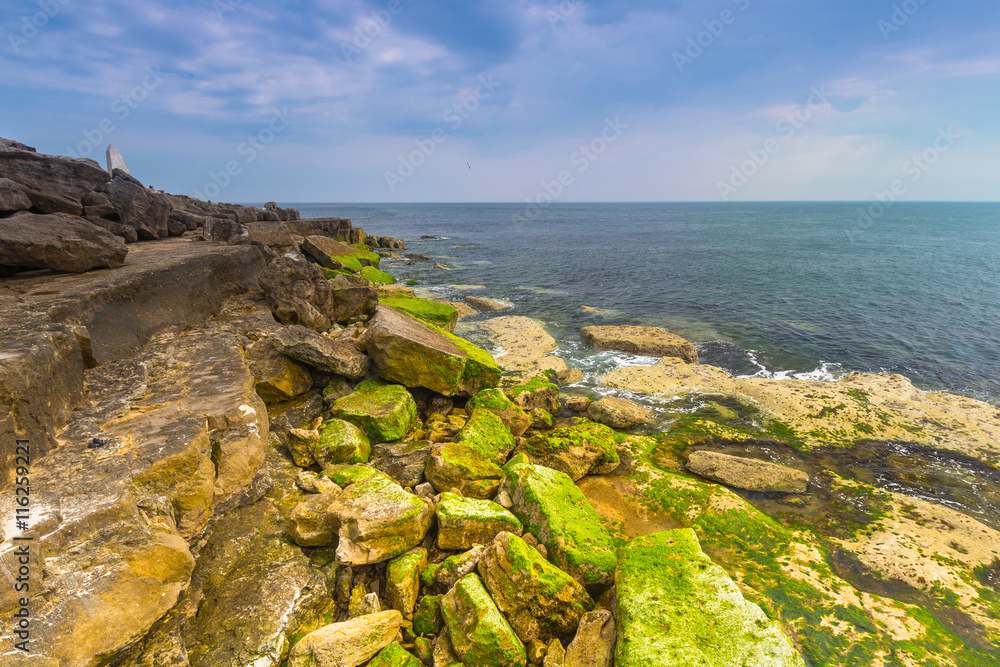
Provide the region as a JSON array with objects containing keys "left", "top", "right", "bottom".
[
  {"left": 380, "top": 294, "right": 458, "bottom": 330},
  {"left": 331, "top": 384, "right": 417, "bottom": 443},
  {"left": 362, "top": 265, "right": 397, "bottom": 286}
]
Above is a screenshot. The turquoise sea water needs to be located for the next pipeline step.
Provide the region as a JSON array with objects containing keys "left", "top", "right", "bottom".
[{"left": 290, "top": 203, "right": 1000, "bottom": 405}]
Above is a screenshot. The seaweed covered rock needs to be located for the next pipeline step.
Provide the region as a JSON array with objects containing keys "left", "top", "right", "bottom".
[
  {"left": 437, "top": 492, "right": 523, "bottom": 551},
  {"left": 302, "top": 235, "right": 378, "bottom": 271},
  {"left": 467, "top": 388, "right": 532, "bottom": 437},
  {"left": 314, "top": 418, "right": 372, "bottom": 467},
  {"left": 273, "top": 325, "right": 371, "bottom": 379},
  {"left": 586, "top": 396, "right": 655, "bottom": 430},
  {"left": 506, "top": 376, "right": 560, "bottom": 415},
  {"left": 287, "top": 610, "right": 403, "bottom": 667},
  {"left": 363, "top": 305, "right": 501, "bottom": 397},
  {"left": 615, "top": 529, "right": 805, "bottom": 667},
  {"left": 425, "top": 442, "right": 505, "bottom": 499},
  {"left": 459, "top": 408, "right": 517, "bottom": 465},
  {"left": 423, "top": 545, "right": 486, "bottom": 593},
  {"left": 331, "top": 384, "right": 418, "bottom": 443},
  {"left": 440, "top": 574, "right": 527, "bottom": 667},
  {"left": 686, "top": 450, "right": 810, "bottom": 494},
  {"left": 379, "top": 293, "right": 459, "bottom": 331},
  {"left": 516, "top": 421, "right": 620, "bottom": 481},
  {"left": 501, "top": 456, "right": 617, "bottom": 587},
  {"left": 385, "top": 548, "right": 428, "bottom": 618},
  {"left": 413, "top": 595, "right": 443, "bottom": 636},
  {"left": 369, "top": 642, "right": 423, "bottom": 667},
  {"left": 478, "top": 532, "right": 594, "bottom": 644},
  {"left": 580, "top": 325, "right": 699, "bottom": 363}
]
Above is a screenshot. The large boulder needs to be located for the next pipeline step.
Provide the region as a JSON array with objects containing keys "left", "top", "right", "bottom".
[
  {"left": 437, "top": 492, "right": 522, "bottom": 551},
  {"left": 273, "top": 325, "right": 371, "bottom": 379},
  {"left": 259, "top": 257, "right": 337, "bottom": 331},
  {"left": 467, "top": 388, "right": 532, "bottom": 437},
  {"left": 425, "top": 442, "right": 505, "bottom": 500},
  {"left": 314, "top": 418, "right": 372, "bottom": 467},
  {"left": 330, "top": 284, "right": 379, "bottom": 323},
  {"left": 0, "top": 213, "right": 128, "bottom": 272},
  {"left": 0, "top": 140, "right": 110, "bottom": 214},
  {"left": 363, "top": 305, "right": 501, "bottom": 397},
  {"left": 686, "top": 451, "right": 810, "bottom": 494},
  {"left": 564, "top": 610, "right": 616, "bottom": 667},
  {"left": 507, "top": 376, "right": 560, "bottom": 428},
  {"left": 501, "top": 455, "right": 617, "bottom": 587},
  {"left": 615, "top": 529, "right": 805, "bottom": 667},
  {"left": 0, "top": 177, "right": 31, "bottom": 212},
  {"left": 244, "top": 337, "right": 314, "bottom": 403},
  {"left": 581, "top": 325, "right": 699, "bottom": 363},
  {"left": 326, "top": 470, "right": 434, "bottom": 565},
  {"left": 586, "top": 396, "right": 655, "bottom": 429},
  {"left": 478, "top": 532, "right": 594, "bottom": 644},
  {"left": 204, "top": 216, "right": 251, "bottom": 245},
  {"left": 287, "top": 610, "right": 404, "bottom": 667},
  {"left": 379, "top": 293, "right": 459, "bottom": 331},
  {"left": 440, "top": 574, "right": 527, "bottom": 667},
  {"left": 516, "top": 421, "right": 620, "bottom": 481},
  {"left": 331, "top": 384, "right": 418, "bottom": 443},
  {"left": 302, "top": 235, "right": 378, "bottom": 271},
  {"left": 459, "top": 408, "right": 516, "bottom": 465},
  {"left": 106, "top": 170, "right": 171, "bottom": 239}
]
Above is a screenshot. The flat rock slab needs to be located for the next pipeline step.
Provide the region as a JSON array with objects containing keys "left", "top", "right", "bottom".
[
  {"left": 0, "top": 212, "right": 128, "bottom": 272},
  {"left": 686, "top": 450, "right": 810, "bottom": 494},
  {"left": 437, "top": 493, "right": 522, "bottom": 551},
  {"left": 581, "top": 325, "right": 699, "bottom": 363},
  {"left": 476, "top": 315, "right": 573, "bottom": 378},
  {"left": 465, "top": 295, "right": 514, "bottom": 311},
  {"left": 516, "top": 421, "right": 620, "bottom": 481},
  {"left": 615, "top": 529, "right": 806, "bottom": 667},
  {"left": 587, "top": 396, "right": 655, "bottom": 430}
]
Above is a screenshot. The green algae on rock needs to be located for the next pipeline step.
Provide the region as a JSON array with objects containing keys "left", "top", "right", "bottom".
[
  {"left": 362, "top": 265, "right": 398, "bottom": 286},
  {"left": 516, "top": 421, "right": 620, "bottom": 481},
  {"left": 368, "top": 642, "right": 424, "bottom": 667},
  {"left": 615, "top": 529, "right": 806, "bottom": 667},
  {"left": 426, "top": 442, "right": 505, "bottom": 500},
  {"left": 460, "top": 408, "right": 517, "bottom": 465},
  {"left": 501, "top": 455, "right": 617, "bottom": 587},
  {"left": 466, "top": 388, "right": 532, "bottom": 437},
  {"left": 287, "top": 610, "right": 403, "bottom": 667},
  {"left": 386, "top": 548, "right": 428, "bottom": 618},
  {"left": 686, "top": 450, "right": 810, "bottom": 494},
  {"left": 478, "top": 531, "right": 594, "bottom": 644},
  {"left": 437, "top": 492, "right": 523, "bottom": 551},
  {"left": 440, "top": 573, "right": 527, "bottom": 667},
  {"left": 413, "top": 594, "right": 443, "bottom": 637},
  {"left": 314, "top": 418, "right": 372, "bottom": 467},
  {"left": 331, "top": 383, "right": 418, "bottom": 443},
  {"left": 506, "top": 375, "right": 560, "bottom": 416},
  {"left": 379, "top": 293, "right": 459, "bottom": 331}
]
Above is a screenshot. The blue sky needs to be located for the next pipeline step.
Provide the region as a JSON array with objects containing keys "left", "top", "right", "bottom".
[{"left": 2, "top": 0, "right": 999, "bottom": 202}]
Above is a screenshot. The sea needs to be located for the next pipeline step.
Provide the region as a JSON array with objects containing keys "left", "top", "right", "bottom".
[{"left": 288, "top": 203, "right": 1000, "bottom": 406}]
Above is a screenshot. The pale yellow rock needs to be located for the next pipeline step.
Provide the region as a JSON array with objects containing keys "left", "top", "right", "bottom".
[
  {"left": 288, "top": 610, "right": 403, "bottom": 667},
  {"left": 475, "top": 315, "right": 579, "bottom": 380}
]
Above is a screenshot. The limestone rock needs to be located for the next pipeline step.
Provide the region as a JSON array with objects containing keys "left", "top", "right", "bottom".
[
  {"left": 106, "top": 170, "right": 171, "bottom": 239},
  {"left": 517, "top": 422, "right": 620, "bottom": 481},
  {"left": 0, "top": 141, "right": 110, "bottom": 214},
  {"left": 371, "top": 440, "right": 432, "bottom": 487},
  {"left": 426, "top": 442, "right": 505, "bottom": 500},
  {"left": 386, "top": 548, "right": 428, "bottom": 618},
  {"left": 446, "top": 300, "right": 479, "bottom": 319},
  {"left": 314, "top": 419, "right": 371, "bottom": 467},
  {"left": 477, "top": 315, "right": 576, "bottom": 379},
  {"left": 326, "top": 471, "right": 434, "bottom": 564},
  {"left": 331, "top": 384, "right": 418, "bottom": 443},
  {"left": 441, "top": 573, "right": 527, "bottom": 667},
  {"left": 245, "top": 337, "right": 314, "bottom": 404},
  {"left": 580, "top": 325, "right": 698, "bottom": 363},
  {"left": 615, "top": 529, "right": 805, "bottom": 667},
  {"left": 433, "top": 632, "right": 461, "bottom": 667},
  {"left": 586, "top": 396, "right": 654, "bottom": 429},
  {"left": 302, "top": 235, "right": 377, "bottom": 271},
  {"left": 460, "top": 408, "right": 516, "bottom": 465},
  {"left": 466, "top": 388, "right": 532, "bottom": 437},
  {"left": 1, "top": 212, "right": 128, "bottom": 272},
  {"left": 413, "top": 594, "right": 443, "bottom": 636},
  {"left": 330, "top": 285, "right": 379, "bottom": 323},
  {"left": 506, "top": 376, "right": 560, "bottom": 418},
  {"left": 437, "top": 493, "right": 523, "bottom": 551},
  {"left": 363, "top": 305, "right": 501, "bottom": 397},
  {"left": 369, "top": 642, "right": 423, "bottom": 667},
  {"left": 545, "top": 639, "right": 566, "bottom": 666},
  {"left": 379, "top": 293, "right": 459, "bottom": 331},
  {"left": 170, "top": 209, "right": 205, "bottom": 231},
  {"left": 286, "top": 427, "right": 321, "bottom": 467},
  {"left": 204, "top": 216, "right": 251, "bottom": 245},
  {"left": 273, "top": 325, "right": 371, "bottom": 379},
  {"left": 424, "top": 545, "right": 486, "bottom": 592},
  {"left": 564, "top": 610, "right": 615, "bottom": 667},
  {"left": 465, "top": 295, "right": 513, "bottom": 311},
  {"left": 501, "top": 456, "right": 617, "bottom": 587},
  {"left": 478, "top": 532, "right": 594, "bottom": 644},
  {"left": 246, "top": 221, "right": 296, "bottom": 248},
  {"left": 686, "top": 451, "right": 810, "bottom": 494},
  {"left": 287, "top": 610, "right": 403, "bottom": 667},
  {"left": 0, "top": 177, "right": 31, "bottom": 212},
  {"left": 260, "top": 257, "right": 337, "bottom": 331},
  {"left": 290, "top": 491, "right": 339, "bottom": 546}
]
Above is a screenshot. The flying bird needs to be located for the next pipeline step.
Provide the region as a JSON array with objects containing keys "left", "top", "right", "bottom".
[{"left": 467, "top": 163, "right": 472, "bottom": 169}]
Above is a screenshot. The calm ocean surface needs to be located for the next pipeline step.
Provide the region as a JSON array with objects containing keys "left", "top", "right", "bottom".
[{"left": 290, "top": 203, "right": 1000, "bottom": 405}]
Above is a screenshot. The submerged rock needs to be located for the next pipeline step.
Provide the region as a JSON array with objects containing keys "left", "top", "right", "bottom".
[
  {"left": 331, "top": 384, "right": 418, "bottom": 443},
  {"left": 465, "top": 295, "right": 513, "bottom": 311},
  {"left": 437, "top": 492, "right": 523, "bottom": 551},
  {"left": 0, "top": 212, "right": 128, "bottom": 272},
  {"left": 615, "top": 529, "right": 805, "bottom": 667},
  {"left": 686, "top": 450, "right": 810, "bottom": 494},
  {"left": 517, "top": 421, "right": 621, "bottom": 481},
  {"left": 581, "top": 325, "right": 699, "bottom": 363},
  {"left": 440, "top": 573, "right": 527, "bottom": 667},
  {"left": 287, "top": 610, "right": 403, "bottom": 667}
]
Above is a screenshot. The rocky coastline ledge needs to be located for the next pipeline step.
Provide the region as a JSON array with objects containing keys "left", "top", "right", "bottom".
[{"left": 2, "top": 139, "right": 1000, "bottom": 667}]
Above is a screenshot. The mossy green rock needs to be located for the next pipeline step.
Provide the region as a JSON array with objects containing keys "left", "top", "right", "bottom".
[
  {"left": 467, "top": 388, "right": 532, "bottom": 437},
  {"left": 478, "top": 531, "right": 594, "bottom": 644},
  {"left": 287, "top": 610, "right": 403, "bottom": 667},
  {"left": 440, "top": 574, "right": 527, "bottom": 667},
  {"left": 506, "top": 376, "right": 560, "bottom": 415},
  {"left": 413, "top": 595, "right": 443, "bottom": 636},
  {"left": 380, "top": 294, "right": 459, "bottom": 331},
  {"left": 331, "top": 384, "right": 417, "bottom": 443},
  {"left": 501, "top": 456, "right": 617, "bottom": 587},
  {"left": 314, "top": 418, "right": 372, "bottom": 468},
  {"left": 517, "top": 421, "right": 620, "bottom": 481},
  {"left": 326, "top": 471, "right": 434, "bottom": 565},
  {"left": 362, "top": 265, "right": 397, "bottom": 286},
  {"left": 615, "top": 529, "right": 806, "bottom": 667},
  {"left": 437, "top": 492, "right": 523, "bottom": 551},
  {"left": 319, "top": 464, "right": 380, "bottom": 487},
  {"left": 426, "top": 442, "right": 505, "bottom": 500},
  {"left": 364, "top": 305, "right": 501, "bottom": 397},
  {"left": 386, "top": 548, "right": 428, "bottom": 618},
  {"left": 460, "top": 408, "right": 517, "bottom": 465},
  {"left": 369, "top": 642, "right": 423, "bottom": 667}
]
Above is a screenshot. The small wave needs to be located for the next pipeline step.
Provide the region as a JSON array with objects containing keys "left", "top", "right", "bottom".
[{"left": 738, "top": 351, "right": 845, "bottom": 382}]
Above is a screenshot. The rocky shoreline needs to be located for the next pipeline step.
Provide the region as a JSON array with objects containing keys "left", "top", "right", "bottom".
[{"left": 2, "top": 139, "right": 1000, "bottom": 667}]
